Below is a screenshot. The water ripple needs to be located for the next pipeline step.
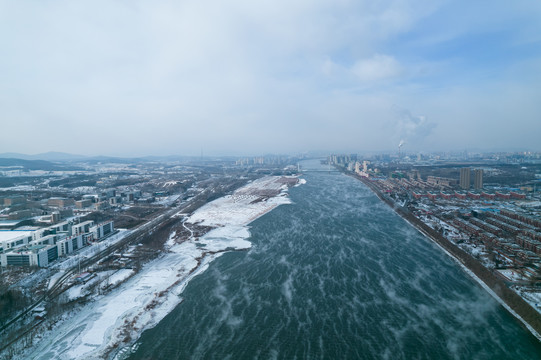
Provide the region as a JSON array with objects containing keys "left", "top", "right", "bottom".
[{"left": 130, "top": 161, "right": 541, "bottom": 360}]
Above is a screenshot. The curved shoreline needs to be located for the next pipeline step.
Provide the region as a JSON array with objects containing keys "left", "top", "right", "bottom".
[
  {"left": 347, "top": 171, "right": 541, "bottom": 342},
  {"left": 11, "top": 176, "right": 300, "bottom": 360}
]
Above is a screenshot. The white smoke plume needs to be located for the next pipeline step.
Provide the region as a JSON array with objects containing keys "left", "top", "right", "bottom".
[{"left": 392, "top": 105, "right": 436, "bottom": 148}]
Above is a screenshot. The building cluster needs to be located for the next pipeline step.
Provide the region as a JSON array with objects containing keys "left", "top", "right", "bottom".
[
  {"left": 235, "top": 155, "right": 298, "bottom": 166},
  {"left": 352, "top": 165, "right": 525, "bottom": 201},
  {"left": 328, "top": 154, "right": 357, "bottom": 166},
  {"left": 0, "top": 190, "right": 143, "bottom": 230},
  {"left": 331, "top": 157, "right": 489, "bottom": 194},
  {"left": 411, "top": 190, "right": 526, "bottom": 201},
  {"left": 343, "top": 150, "right": 541, "bottom": 165},
  {"left": 0, "top": 195, "right": 66, "bottom": 224},
  {"left": 332, "top": 153, "right": 541, "bottom": 284},
  {"left": 72, "top": 189, "right": 145, "bottom": 211},
  {"left": 450, "top": 209, "right": 541, "bottom": 280},
  {"left": 426, "top": 176, "right": 457, "bottom": 187},
  {"left": 0, "top": 219, "right": 114, "bottom": 267}
]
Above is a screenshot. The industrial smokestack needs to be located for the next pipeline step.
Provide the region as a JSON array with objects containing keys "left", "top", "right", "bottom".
[{"left": 398, "top": 140, "right": 405, "bottom": 159}]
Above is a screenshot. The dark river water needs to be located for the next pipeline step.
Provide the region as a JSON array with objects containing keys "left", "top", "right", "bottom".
[{"left": 129, "top": 160, "right": 541, "bottom": 359}]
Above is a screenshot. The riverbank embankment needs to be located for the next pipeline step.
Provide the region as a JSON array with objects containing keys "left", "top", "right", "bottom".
[{"left": 347, "top": 171, "right": 541, "bottom": 341}]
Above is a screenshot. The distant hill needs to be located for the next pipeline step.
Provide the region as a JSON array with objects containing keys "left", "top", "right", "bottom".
[
  {"left": 0, "top": 152, "right": 237, "bottom": 165},
  {"left": 0, "top": 158, "right": 79, "bottom": 171},
  {"left": 0, "top": 152, "right": 88, "bottom": 162}
]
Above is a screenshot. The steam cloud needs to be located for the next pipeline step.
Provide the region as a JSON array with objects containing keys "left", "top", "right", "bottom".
[{"left": 392, "top": 105, "right": 436, "bottom": 148}]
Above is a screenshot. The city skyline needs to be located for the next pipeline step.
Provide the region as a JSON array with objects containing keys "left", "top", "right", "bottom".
[{"left": 1, "top": 1, "right": 540, "bottom": 157}]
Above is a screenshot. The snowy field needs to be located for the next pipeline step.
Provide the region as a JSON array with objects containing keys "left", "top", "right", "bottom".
[
  {"left": 155, "top": 194, "right": 181, "bottom": 206},
  {"left": 0, "top": 185, "right": 36, "bottom": 192},
  {"left": 19, "top": 176, "right": 300, "bottom": 360}
]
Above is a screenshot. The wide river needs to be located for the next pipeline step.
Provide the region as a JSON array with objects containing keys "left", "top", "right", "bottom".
[{"left": 129, "top": 160, "right": 541, "bottom": 359}]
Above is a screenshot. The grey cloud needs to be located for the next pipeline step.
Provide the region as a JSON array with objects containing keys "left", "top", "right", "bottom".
[{"left": 0, "top": 1, "right": 540, "bottom": 156}]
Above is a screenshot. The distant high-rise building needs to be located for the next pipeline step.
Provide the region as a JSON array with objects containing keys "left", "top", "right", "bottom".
[
  {"left": 362, "top": 161, "right": 370, "bottom": 172},
  {"left": 474, "top": 169, "right": 483, "bottom": 189},
  {"left": 460, "top": 167, "right": 471, "bottom": 189}
]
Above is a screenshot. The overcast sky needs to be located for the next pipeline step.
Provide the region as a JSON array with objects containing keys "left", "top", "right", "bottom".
[{"left": 1, "top": 1, "right": 540, "bottom": 157}]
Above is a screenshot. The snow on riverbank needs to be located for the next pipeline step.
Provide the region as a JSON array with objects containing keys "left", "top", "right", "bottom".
[
  {"left": 187, "top": 176, "right": 293, "bottom": 227},
  {"left": 19, "top": 176, "right": 300, "bottom": 360}
]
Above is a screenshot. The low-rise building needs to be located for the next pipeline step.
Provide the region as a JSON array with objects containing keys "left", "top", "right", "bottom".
[
  {"left": 57, "top": 234, "right": 90, "bottom": 256},
  {"left": 47, "top": 197, "right": 75, "bottom": 208},
  {"left": 1, "top": 218, "right": 112, "bottom": 267},
  {"left": 0, "top": 244, "right": 58, "bottom": 267},
  {"left": 427, "top": 176, "right": 457, "bottom": 187},
  {"left": 72, "top": 220, "right": 95, "bottom": 236},
  {"left": 91, "top": 220, "right": 114, "bottom": 240},
  {"left": 3, "top": 195, "right": 25, "bottom": 206},
  {"left": 75, "top": 199, "right": 93, "bottom": 209},
  {"left": 0, "top": 231, "right": 33, "bottom": 252}
]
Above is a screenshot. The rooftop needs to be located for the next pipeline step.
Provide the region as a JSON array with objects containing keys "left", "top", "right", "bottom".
[{"left": 0, "top": 230, "right": 33, "bottom": 242}]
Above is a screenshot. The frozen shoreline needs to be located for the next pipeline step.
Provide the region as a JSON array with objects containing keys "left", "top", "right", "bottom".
[{"left": 19, "top": 176, "right": 300, "bottom": 360}]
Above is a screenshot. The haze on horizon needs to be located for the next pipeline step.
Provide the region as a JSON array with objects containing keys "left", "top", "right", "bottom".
[{"left": 1, "top": 1, "right": 540, "bottom": 157}]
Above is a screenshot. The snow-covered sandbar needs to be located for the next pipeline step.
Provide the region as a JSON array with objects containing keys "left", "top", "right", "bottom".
[{"left": 20, "top": 176, "right": 301, "bottom": 360}]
